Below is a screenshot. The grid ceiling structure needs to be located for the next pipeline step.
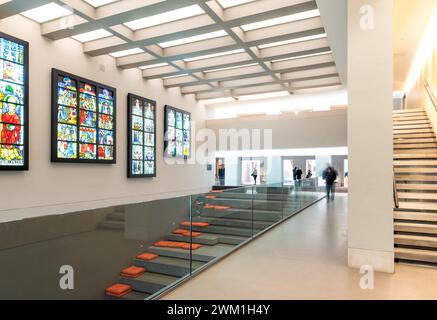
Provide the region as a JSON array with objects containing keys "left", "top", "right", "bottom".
[{"left": 1, "top": 0, "right": 343, "bottom": 101}]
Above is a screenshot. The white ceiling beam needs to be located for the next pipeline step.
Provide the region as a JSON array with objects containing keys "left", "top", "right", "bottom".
[{"left": 280, "top": 66, "right": 337, "bottom": 80}]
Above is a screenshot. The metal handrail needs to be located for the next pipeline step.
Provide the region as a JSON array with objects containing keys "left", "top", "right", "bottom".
[
  {"left": 393, "top": 170, "right": 399, "bottom": 209},
  {"left": 424, "top": 80, "right": 437, "bottom": 112}
]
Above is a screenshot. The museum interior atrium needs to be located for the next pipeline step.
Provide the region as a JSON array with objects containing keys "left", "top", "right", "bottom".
[{"left": 1, "top": 0, "right": 437, "bottom": 301}]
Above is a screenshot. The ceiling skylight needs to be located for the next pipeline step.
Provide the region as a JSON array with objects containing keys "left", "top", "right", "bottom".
[
  {"left": 21, "top": 2, "right": 72, "bottom": 23},
  {"left": 110, "top": 48, "right": 144, "bottom": 58},
  {"left": 204, "top": 63, "right": 258, "bottom": 73},
  {"left": 271, "top": 50, "right": 332, "bottom": 63},
  {"left": 83, "top": 0, "right": 118, "bottom": 7},
  {"left": 72, "top": 29, "right": 113, "bottom": 42},
  {"left": 124, "top": 5, "right": 204, "bottom": 31},
  {"left": 241, "top": 9, "right": 320, "bottom": 31},
  {"left": 184, "top": 49, "right": 245, "bottom": 62},
  {"left": 237, "top": 91, "right": 290, "bottom": 101},
  {"left": 217, "top": 0, "right": 255, "bottom": 8},
  {"left": 158, "top": 30, "right": 228, "bottom": 48},
  {"left": 139, "top": 63, "right": 169, "bottom": 70},
  {"left": 258, "top": 33, "right": 327, "bottom": 49}
]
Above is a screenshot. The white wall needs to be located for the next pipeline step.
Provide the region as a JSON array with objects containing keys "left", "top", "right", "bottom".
[
  {"left": 0, "top": 16, "right": 214, "bottom": 222},
  {"left": 206, "top": 109, "right": 347, "bottom": 150}
]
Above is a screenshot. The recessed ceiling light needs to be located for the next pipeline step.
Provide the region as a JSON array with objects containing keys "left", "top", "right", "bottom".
[
  {"left": 184, "top": 49, "right": 245, "bottom": 62},
  {"left": 271, "top": 50, "right": 332, "bottom": 63},
  {"left": 205, "top": 63, "right": 258, "bottom": 73},
  {"left": 124, "top": 5, "right": 204, "bottom": 31},
  {"left": 241, "top": 9, "right": 320, "bottom": 31},
  {"left": 110, "top": 48, "right": 144, "bottom": 58},
  {"left": 217, "top": 0, "right": 255, "bottom": 9},
  {"left": 237, "top": 91, "right": 289, "bottom": 101},
  {"left": 158, "top": 30, "right": 228, "bottom": 48},
  {"left": 139, "top": 63, "right": 169, "bottom": 69},
  {"left": 83, "top": 0, "right": 118, "bottom": 7},
  {"left": 21, "top": 2, "right": 72, "bottom": 23},
  {"left": 72, "top": 29, "right": 113, "bottom": 42},
  {"left": 258, "top": 33, "right": 327, "bottom": 49}
]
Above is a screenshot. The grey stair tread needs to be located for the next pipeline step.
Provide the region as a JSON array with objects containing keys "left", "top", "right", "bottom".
[
  {"left": 147, "top": 243, "right": 234, "bottom": 262},
  {"left": 394, "top": 211, "right": 437, "bottom": 222},
  {"left": 193, "top": 231, "right": 248, "bottom": 243},
  {"left": 202, "top": 208, "right": 282, "bottom": 222},
  {"left": 133, "top": 256, "right": 204, "bottom": 277},
  {"left": 107, "top": 212, "right": 125, "bottom": 221},
  {"left": 395, "top": 234, "right": 437, "bottom": 248},
  {"left": 106, "top": 290, "right": 150, "bottom": 300},
  {"left": 395, "top": 247, "right": 437, "bottom": 263},
  {"left": 181, "top": 224, "right": 259, "bottom": 237},
  {"left": 120, "top": 272, "right": 178, "bottom": 294},
  {"left": 166, "top": 233, "right": 219, "bottom": 245},
  {"left": 194, "top": 216, "right": 273, "bottom": 229},
  {"left": 98, "top": 221, "right": 124, "bottom": 230}
]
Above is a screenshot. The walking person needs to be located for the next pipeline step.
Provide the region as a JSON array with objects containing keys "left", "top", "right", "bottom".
[
  {"left": 306, "top": 169, "right": 312, "bottom": 179},
  {"left": 296, "top": 167, "right": 303, "bottom": 187},
  {"left": 251, "top": 167, "right": 258, "bottom": 185},
  {"left": 322, "top": 164, "right": 338, "bottom": 202}
]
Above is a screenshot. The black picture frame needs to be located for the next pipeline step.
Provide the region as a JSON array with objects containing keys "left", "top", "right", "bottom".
[
  {"left": 0, "top": 32, "right": 29, "bottom": 171},
  {"left": 127, "top": 93, "right": 157, "bottom": 178},
  {"left": 51, "top": 68, "right": 117, "bottom": 164},
  {"left": 164, "top": 105, "right": 191, "bottom": 160}
]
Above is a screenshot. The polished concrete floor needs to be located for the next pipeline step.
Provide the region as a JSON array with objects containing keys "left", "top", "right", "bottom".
[{"left": 162, "top": 194, "right": 437, "bottom": 300}]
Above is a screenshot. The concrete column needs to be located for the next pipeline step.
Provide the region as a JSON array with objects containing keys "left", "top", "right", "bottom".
[{"left": 347, "top": 0, "right": 394, "bottom": 273}]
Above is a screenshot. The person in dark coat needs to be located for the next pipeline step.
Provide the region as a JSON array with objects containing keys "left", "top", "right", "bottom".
[
  {"left": 322, "top": 165, "right": 338, "bottom": 202},
  {"left": 295, "top": 167, "right": 303, "bottom": 187}
]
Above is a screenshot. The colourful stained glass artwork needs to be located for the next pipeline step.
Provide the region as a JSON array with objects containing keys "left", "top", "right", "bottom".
[
  {"left": 0, "top": 35, "right": 27, "bottom": 169},
  {"left": 132, "top": 145, "right": 143, "bottom": 160},
  {"left": 98, "top": 129, "right": 113, "bottom": 145},
  {"left": 144, "top": 147, "right": 154, "bottom": 161},
  {"left": 183, "top": 114, "right": 190, "bottom": 130},
  {"left": 183, "top": 143, "right": 190, "bottom": 157},
  {"left": 98, "top": 99, "right": 113, "bottom": 115},
  {"left": 58, "top": 88, "right": 77, "bottom": 107},
  {"left": 144, "top": 161, "right": 154, "bottom": 175},
  {"left": 183, "top": 129, "right": 190, "bottom": 141},
  {"left": 58, "top": 76, "right": 77, "bottom": 91},
  {"left": 98, "top": 114, "right": 113, "bottom": 130},
  {"left": 177, "top": 143, "right": 183, "bottom": 157},
  {"left": 145, "top": 104, "right": 154, "bottom": 119},
  {"left": 0, "top": 38, "right": 24, "bottom": 64},
  {"left": 167, "top": 110, "right": 175, "bottom": 127},
  {"left": 80, "top": 83, "right": 96, "bottom": 96},
  {"left": 176, "top": 112, "right": 183, "bottom": 129},
  {"left": 79, "top": 109, "right": 96, "bottom": 127},
  {"left": 144, "top": 133, "right": 154, "bottom": 146},
  {"left": 132, "top": 130, "right": 143, "bottom": 145},
  {"left": 167, "top": 140, "right": 176, "bottom": 156},
  {"left": 58, "top": 106, "right": 77, "bottom": 125},
  {"left": 1, "top": 101, "right": 23, "bottom": 125},
  {"left": 132, "top": 99, "right": 143, "bottom": 116},
  {"left": 79, "top": 127, "right": 96, "bottom": 144},
  {"left": 0, "top": 80, "right": 24, "bottom": 105},
  {"left": 57, "top": 141, "right": 77, "bottom": 159},
  {"left": 98, "top": 88, "right": 113, "bottom": 101},
  {"left": 98, "top": 145, "right": 113, "bottom": 160},
  {"left": 0, "top": 123, "right": 23, "bottom": 145},
  {"left": 167, "top": 127, "right": 175, "bottom": 140},
  {"left": 0, "top": 144, "right": 24, "bottom": 165},
  {"left": 132, "top": 115, "right": 143, "bottom": 131},
  {"left": 144, "top": 118, "right": 154, "bottom": 133},
  {"left": 57, "top": 123, "right": 77, "bottom": 141},
  {"left": 79, "top": 93, "right": 97, "bottom": 111},
  {"left": 176, "top": 129, "right": 183, "bottom": 142},
  {"left": 132, "top": 160, "right": 143, "bottom": 175},
  {"left": 79, "top": 143, "right": 96, "bottom": 159},
  {"left": 0, "top": 60, "right": 24, "bottom": 84}
]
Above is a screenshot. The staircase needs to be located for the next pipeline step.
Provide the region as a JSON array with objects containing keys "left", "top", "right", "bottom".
[
  {"left": 105, "top": 187, "right": 321, "bottom": 299},
  {"left": 393, "top": 108, "right": 437, "bottom": 265}
]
